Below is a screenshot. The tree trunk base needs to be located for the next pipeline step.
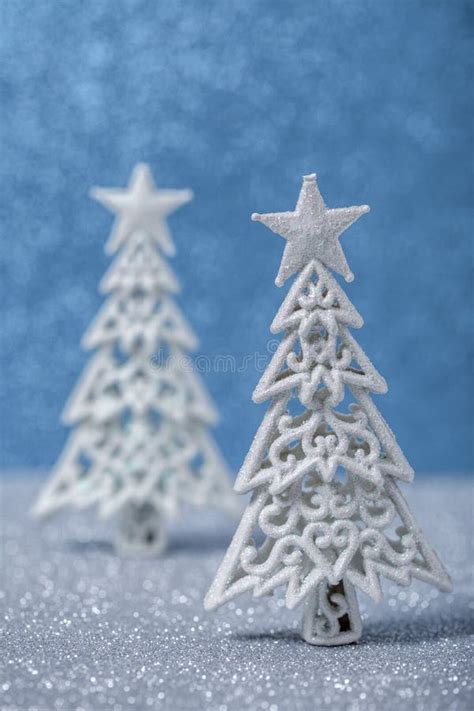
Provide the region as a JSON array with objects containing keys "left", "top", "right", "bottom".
[
  {"left": 115, "top": 501, "right": 167, "bottom": 556},
  {"left": 301, "top": 578, "right": 362, "bottom": 646}
]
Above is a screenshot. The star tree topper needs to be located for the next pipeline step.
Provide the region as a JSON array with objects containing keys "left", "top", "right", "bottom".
[
  {"left": 92, "top": 163, "right": 193, "bottom": 255},
  {"left": 252, "top": 174, "right": 369, "bottom": 285}
]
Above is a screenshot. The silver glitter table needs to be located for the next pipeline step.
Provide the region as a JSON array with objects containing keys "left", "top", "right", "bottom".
[{"left": 1, "top": 475, "right": 472, "bottom": 711}]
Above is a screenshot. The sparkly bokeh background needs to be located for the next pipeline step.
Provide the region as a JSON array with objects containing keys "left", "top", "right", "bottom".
[{"left": 0, "top": 0, "right": 472, "bottom": 473}]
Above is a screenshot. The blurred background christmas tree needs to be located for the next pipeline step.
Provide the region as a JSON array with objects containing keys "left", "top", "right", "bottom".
[{"left": 0, "top": 0, "right": 472, "bottom": 474}]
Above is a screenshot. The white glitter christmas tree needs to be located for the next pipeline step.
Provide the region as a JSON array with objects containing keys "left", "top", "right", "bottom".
[
  {"left": 33, "top": 164, "right": 237, "bottom": 555},
  {"left": 205, "top": 174, "right": 452, "bottom": 645}
]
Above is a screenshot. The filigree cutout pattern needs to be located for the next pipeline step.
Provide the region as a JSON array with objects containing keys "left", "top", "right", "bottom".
[{"left": 205, "top": 176, "right": 451, "bottom": 645}]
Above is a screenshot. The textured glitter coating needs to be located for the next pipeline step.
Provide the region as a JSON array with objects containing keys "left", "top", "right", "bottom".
[
  {"left": 1, "top": 475, "right": 472, "bottom": 710},
  {"left": 252, "top": 174, "right": 369, "bottom": 285},
  {"left": 205, "top": 229, "right": 450, "bottom": 645}
]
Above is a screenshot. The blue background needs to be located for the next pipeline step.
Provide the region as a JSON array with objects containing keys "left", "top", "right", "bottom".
[{"left": 0, "top": 0, "right": 472, "bottom": 474}]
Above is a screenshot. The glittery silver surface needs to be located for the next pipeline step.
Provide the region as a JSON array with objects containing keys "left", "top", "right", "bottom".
[{"left": 1, "top": 475, "right": 472, "bottom": 710}]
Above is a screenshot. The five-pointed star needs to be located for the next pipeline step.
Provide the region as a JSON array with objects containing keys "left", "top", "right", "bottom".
[
  {"left": 91, "top": 163, "right": 193, "bottom": 255},
  {"left": 252, "top": 174, "right": 369, "bottom": 286}
]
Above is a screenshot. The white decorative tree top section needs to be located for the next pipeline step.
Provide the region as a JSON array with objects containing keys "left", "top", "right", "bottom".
[
  {"left": 100, "top": 233, "right": 180, "bottom": 295},
  {"left": 252, "top": 174, "right": 369, "bottom": 286},
  {"left": 92, "top": 163, "right": 193, "bottom": 255}
]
